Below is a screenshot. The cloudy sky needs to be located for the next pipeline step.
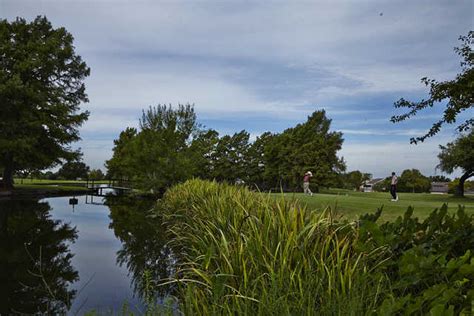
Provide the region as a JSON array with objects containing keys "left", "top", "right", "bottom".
[{"left": 2, "top": 0, "right": 473, "bottom": 177}]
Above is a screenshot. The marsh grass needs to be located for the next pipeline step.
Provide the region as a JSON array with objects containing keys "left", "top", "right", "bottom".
[{"left": 156, "top": 180, "right": 390, "bottom": 315}]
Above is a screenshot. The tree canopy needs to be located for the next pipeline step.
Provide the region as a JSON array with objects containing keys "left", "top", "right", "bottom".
[
  {"left": 263, "top": 110, "right": 346, "bottom": 191},
  {"left": 106, "top": 104, "right": 202, "bottom": 193},
  {"left": 398, "top": 169, "right": 431, "bottom": 193},
  {"left": 391, "top": 31, "right": 473, "bottom": 144},
  {"left": 0, "top": 16, "right": 90, "bottom": 189},
  {"left": 106, "top": 107, "right": 346, "bottom": 193},
  {"left": 438, "top": 130, "right": 474, "bottom": 196},
  {"left": 56, "top": 160, "right": 90, "bottom": 180},
  {"left": 342, "top": 171, "right": 372, "bottom": 191}
]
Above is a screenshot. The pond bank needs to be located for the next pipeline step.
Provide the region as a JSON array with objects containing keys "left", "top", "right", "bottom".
[{"left": 0, "top": 186, "right": 93, "bottom": 199}]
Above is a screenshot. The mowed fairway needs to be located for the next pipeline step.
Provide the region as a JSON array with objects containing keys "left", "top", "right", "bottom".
[{"left": 273, "top": 190, "right": 474, "bottom": 222}]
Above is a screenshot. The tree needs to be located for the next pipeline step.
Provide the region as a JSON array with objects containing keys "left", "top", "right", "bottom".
[
  {"left": 105, "top": 127, "right": 137, "bottom": 180},
  {"left": 0, "top": 16, "right": 90, "bottom": 189},
  {"left": 88, "top": 168, "right": 105, "bottom": 180},
  {"left": 398, "top": 169, "right": 431, "bottom": 193},
  {"left": 344, "top": 171, "right": 372, "bottom": 191},
  {"left": 106, "top": 104, "right": 202, "bottom": 193},
  {"left": 437, "top": 130, "right": 474, "bottom": 196},
  {"left": 56, "top": 160, "right": 90, "bottom": 180},
  {"left": 429, "top": 175, "right": 451, "bottom": 183},
  {"left": 191, "top": 129, "right": 220, "bottom": 179},
  {"left": 391, "top": 31, "right": 473, "bottom": 144},
  {"left": 210, "top": 131, "right": 251, "bottom": 182},
  {"left": 448, "top": 179, "right": 474, "bottom": 194},
  {"left": 264, "top": 110, "right": 346, "bottom": 191},
  {"left": 246, "top": 132, "right": 273, "bottom": 189}
]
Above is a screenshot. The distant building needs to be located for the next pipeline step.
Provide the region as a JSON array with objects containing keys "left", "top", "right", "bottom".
[
  {"left": 430, "top": 182, "right": 449, "bottom": 194},
  {"left": 361, "top": 178, "right": 384, "bottom": 192}
]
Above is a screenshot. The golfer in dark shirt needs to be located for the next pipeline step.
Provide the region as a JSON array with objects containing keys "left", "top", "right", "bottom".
[{"left": 390, "top": 172, "right": 398, "bottom": 201}]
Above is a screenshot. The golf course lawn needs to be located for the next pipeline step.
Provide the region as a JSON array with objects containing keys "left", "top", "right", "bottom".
[
  {"left": 13, "top": 178, "right": 108, "bottom": 185},
  {"left": 275, "top": 190, "right": 474, "bottom": 222},
  {"left": 13, "top": 184, "right": 89, "bottom": 192}
]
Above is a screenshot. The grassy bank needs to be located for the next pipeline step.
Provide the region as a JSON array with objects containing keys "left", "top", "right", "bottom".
[
  {"left": 155, "top": 180, "right": 474, "bottom": 315},
  {"left": 13, "top": 178, "right": 109, "bottom": 185},
  {"left": 0, "top": 179, "right": 94, "bottom": 198}
]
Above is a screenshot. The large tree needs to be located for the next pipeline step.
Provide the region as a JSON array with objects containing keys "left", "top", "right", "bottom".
[
  {"left": 344, "top": 170, "right": 372, "bottom": 191},
  {"left": 264, "top": 110, "right": 346, "bottom": 191},
  {"left": 391, "top": 31, "right": 473, "bottom": 144},
  {"left": 210, "top": 130, "right": 251, "bottom": 183},
  {"left": 398, "top": 169, "right": 431, "bottom": 193},
  {"left": 0, "top": 16, "right": 90, "bottom": 189},
  {"left": 190, "top": 129, "right": 220, "bottom": 179},
  {"left": 437, "top": 131, "right": 474, "bottom": 197},
  {"left": 105, "top": 127, "right": 138, "bottom": 180},
  {"left": 56, "top": 159, "right": 90, "bottom": 180},
  {"left": 106, "top": 104, "right": 202, "bottom": 194},
  {"left": 246, "top": 132, "right": 273, "bottom": 189}
]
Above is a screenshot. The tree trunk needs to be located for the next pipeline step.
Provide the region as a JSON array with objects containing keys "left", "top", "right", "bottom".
[
  {"left": 2, "top": 153, "right": 14, "bottom": 190},
  {"left": 456, "top": 170, "right": 473, "bottom": 197}
]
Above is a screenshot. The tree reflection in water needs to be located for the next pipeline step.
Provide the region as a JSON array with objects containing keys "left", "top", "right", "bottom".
[
  {"left": 107, "top": 196, "right": 176, "bottom": 303},
  {"left": 0, "top": 199, "right": 78, "bottom": 314}
]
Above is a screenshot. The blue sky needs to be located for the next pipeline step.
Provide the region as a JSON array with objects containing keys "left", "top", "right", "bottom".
[{"left": 2, "top": 0, "right": 473, "bottom": 177}]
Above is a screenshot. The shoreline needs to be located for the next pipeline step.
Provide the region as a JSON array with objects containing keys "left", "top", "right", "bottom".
[{"left": 0, "top": 188, "right": 93, "bottom": 200}]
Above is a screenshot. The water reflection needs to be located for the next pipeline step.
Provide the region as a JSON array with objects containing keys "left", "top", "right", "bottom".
[
  {"left": 0, "top": 199, "right": 78, "bottom": 314},
  {"left": 0, "top": 195, "right": 176, "bottom": 312},
  {"left": 107, "top": 196, "right": 176, "bottom": 302}
]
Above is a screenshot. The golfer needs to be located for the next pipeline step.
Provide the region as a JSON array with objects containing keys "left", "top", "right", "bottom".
[
  {"left": 303, "top": 171, "right": 313, "bottom": 196},
  {"left": 390, "top": 172, "right": 398, "bottom": 201}
]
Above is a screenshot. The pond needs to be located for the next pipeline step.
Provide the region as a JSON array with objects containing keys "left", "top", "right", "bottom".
[{"left": 0, "top": 194, "right": 175, "bottom": 315}]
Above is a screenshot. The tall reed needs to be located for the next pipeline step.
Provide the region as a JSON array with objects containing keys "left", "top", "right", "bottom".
[{"left": 155, "top": 180, "right": 388, "bottom": 315}]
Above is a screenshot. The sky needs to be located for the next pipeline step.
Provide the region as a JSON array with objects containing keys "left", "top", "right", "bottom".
[{"left": 1, "top": 0, "right": 473, "bottom": 177}]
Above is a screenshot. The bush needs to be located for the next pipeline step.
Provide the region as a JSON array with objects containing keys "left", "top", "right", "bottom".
[{"left": 358, "top": 206, "right": 474, "bottom": 314}]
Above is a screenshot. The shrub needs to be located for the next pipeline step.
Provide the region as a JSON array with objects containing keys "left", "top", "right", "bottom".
[{"left": 358, "top": 206, "right": 474, "bottom": 314}]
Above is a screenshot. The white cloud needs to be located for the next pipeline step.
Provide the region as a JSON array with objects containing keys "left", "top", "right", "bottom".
[
  {"left": 340, "top": 138, "right": 462, "bottom": 178},
  {"left": 340, "top": 129, "right": 428, "bottom": 136},
  {"left": 2, "top": 0, "right": 471, "bottom": 172}
]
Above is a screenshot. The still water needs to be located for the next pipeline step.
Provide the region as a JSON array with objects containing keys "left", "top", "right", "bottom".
[{"left": 0, "top": 194, "right": 172, "bottom": 314}]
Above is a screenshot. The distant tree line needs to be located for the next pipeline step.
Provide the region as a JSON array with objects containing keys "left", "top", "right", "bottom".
[
  {"left": 372, "top": 169, "right": 432, "bottom": 193},
  {"left": 15, "top": 160, "right": 104, "bottom": 181},
  {"left": 105, "top": 104, "right": 346, "bottom": 194},
  {"left": 338, "top": 170, "right": 372, "bottom": 191},
  {"left": 370, "top": 169, "right": 473, "bottom": 194}
]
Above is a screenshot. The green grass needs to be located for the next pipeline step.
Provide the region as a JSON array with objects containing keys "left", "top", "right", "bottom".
[
  {"left": 11, "top": 178, "right": 109, "bottom": 193},
  {"left": 13, "top": 178, "right": 108, "bottom": 185},
  {"left": 14, "top": 184, "right": 89, "bottom": 192},
  {"left": 276, "top": 189, "right": 474, "bottom": 222}
]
